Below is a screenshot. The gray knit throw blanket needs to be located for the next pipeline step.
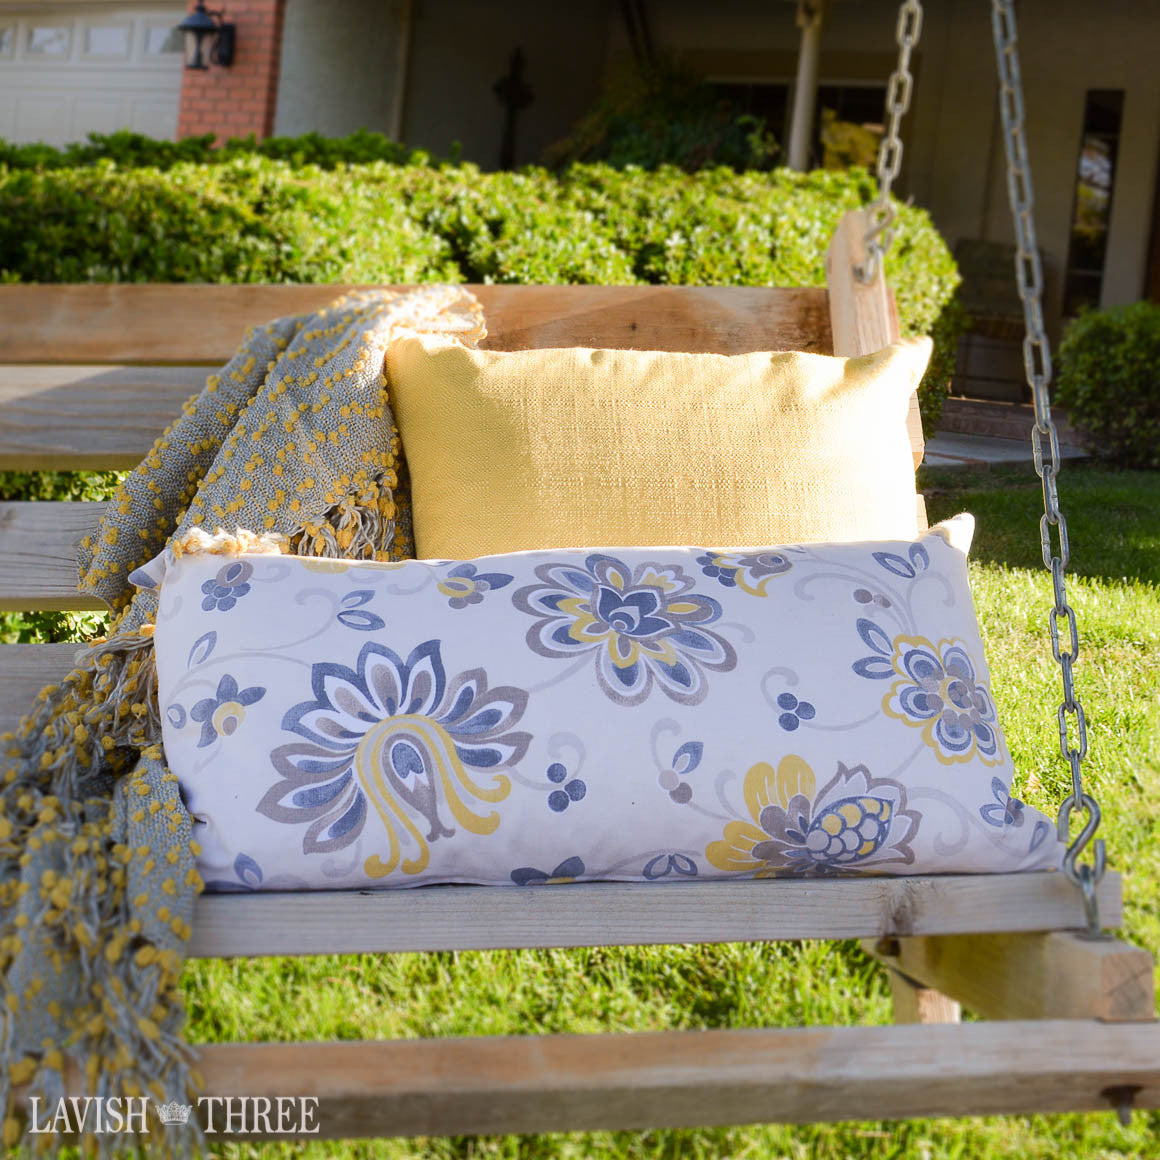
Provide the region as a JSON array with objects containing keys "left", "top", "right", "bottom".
[{"left": 0, "top": 287, "right": 485, "bottom": 1154}]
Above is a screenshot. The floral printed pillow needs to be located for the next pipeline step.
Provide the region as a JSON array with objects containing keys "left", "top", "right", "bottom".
[{"left": 137, "top": 519, "right": 1062, "bottom": 892}]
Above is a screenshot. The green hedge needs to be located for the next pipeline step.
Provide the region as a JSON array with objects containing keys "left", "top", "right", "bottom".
[
  {"left": 0, "top": 128, "right": 434, "bottom": 171},
  {"left": 1057, "top": 301, "right": 1160, "bottom": 469},
  {"left": 0, "top": 155, "right": 962, "bottom": 430},
  {"left": 0, "top": 151, "right": 962, "bottom": 644}
]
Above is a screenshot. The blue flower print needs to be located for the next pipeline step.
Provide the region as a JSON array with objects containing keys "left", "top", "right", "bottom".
[
  {"left": 262, "top": 640, "right": 529, "bottom": 877},
  {"left": 872, "top": 543, "right": 929, "bottom": 579},
  {"left": 776, "top": 692, "right": 816, "bottom": 731},
  {"left": 511, "top": 856, "right": 585, "bottom": 885},
  {"left": 190, "top": 673, "right": 266, "bottom": 748},
  {"left": 203, "top": 852, "right": 264, "bottom": 893},
  {"left": 656, "top": 740, "right": 702, "bottom": 804},
  {"left": 696, "top": 550, "right": 792, "bottom": 596},
  {"left": 337, "top": 590, "right": 385, "bottom": 631},
  {"left": 643, "top": 853, "right": 698, "bottom": 880},
  {"left": 979, "top": 777, "right": 1025, "bottom": 828},
  {"left": 1028, "top": 818, "right": 1051, "bottom": 853},
  {"left": 853, "top": 620, "right": 1001, "bottom": 767},
  {"left": 706, "top": 759, "right": 919, "bottom": 877},
  {"left": 438, "top": 563, "right": 513, "bottom": 610},
  {"left": 514, "top": 554, "right": 736, "bottom": 706},
  {"left": 546, "top": 762, "right": 586, "bottom": 812},
  {"left": 200, "top": 561, "right": 253, "bottom": 612}
]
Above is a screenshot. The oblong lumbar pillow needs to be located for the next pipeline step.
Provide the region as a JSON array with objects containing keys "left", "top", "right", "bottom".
[{"left": 137, "top": 518, "right": 1061, "bottom": 892}]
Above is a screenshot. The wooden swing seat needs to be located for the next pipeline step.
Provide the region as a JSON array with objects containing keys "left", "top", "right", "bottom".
[{"left": 1, "top": 211, "right": 1156, "bottom": 1137}]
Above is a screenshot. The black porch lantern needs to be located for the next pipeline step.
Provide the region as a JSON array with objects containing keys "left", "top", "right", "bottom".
[{"left": 178, "top": 1, "right": 235, "bottom": 69}]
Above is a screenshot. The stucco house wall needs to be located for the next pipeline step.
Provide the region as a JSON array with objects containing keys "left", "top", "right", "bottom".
[{"left": 273, "top": 0, "right": 401, "bottom": 140}]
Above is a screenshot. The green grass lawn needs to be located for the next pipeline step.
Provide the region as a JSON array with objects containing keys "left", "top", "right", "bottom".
[{"left": 183, "top": 462, "right": 1160, "bottom": 1160}]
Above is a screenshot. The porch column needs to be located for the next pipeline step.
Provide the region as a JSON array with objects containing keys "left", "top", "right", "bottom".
[{"left": 787, "top": 0, "right": 826, "bottom": 171}]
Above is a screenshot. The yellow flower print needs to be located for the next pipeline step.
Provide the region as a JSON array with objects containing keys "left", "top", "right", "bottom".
[{"left": 706, "top": 756, "right": 918, "bottom": 877}]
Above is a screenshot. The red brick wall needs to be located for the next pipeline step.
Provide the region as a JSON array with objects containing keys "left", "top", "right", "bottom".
[{"left": 177, "top": 0, "right": 285, "bottom": 141}]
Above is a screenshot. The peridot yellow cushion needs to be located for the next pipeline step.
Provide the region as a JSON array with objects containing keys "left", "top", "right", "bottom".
[{"left": 385, "top": 335, "right": 932, "bottom": 559}]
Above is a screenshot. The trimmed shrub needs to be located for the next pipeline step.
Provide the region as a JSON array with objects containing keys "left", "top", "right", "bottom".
[
  {"left": 0, "top": 128, "right": 432, "bottom": 171},
  {"left": 1057, "top": 302, "right": 1160, "bottom": 470},
  {"left": 0, "top": 152, "right": 963, "bottom": 644},
  {"left": 0, "top": 156, "right": 961, "bottom": 429}
]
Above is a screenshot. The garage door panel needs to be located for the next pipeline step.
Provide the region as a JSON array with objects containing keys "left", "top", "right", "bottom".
[
  {"left": 81, "top": 97, "right": 128, "bottom": 136},
  {"left": 15, "top": 94, "right": 70, "bottom": 145},
  {"left": 0, "top": 6, "right": 183, "bottom": 145},
  {"left": 130, "top": 96, "right": 178, "bottom": 138},
  {"left": 81, "top": 23, "right": 133, "bottom": 62}
]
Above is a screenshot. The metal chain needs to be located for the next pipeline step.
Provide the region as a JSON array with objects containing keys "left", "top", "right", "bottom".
[
  {"left": 855, "top": 0, "right": 923, "bottom": 284},
  {"left": 991, "top": 0, "right": 1105, "bottom": 934}
]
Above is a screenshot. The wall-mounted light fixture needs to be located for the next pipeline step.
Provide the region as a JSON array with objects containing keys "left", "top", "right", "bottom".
[{"left": 177, "top": 1, "right": 235, "bottom": 69}]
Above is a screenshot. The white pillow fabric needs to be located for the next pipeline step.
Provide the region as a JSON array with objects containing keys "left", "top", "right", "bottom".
[{"left": 137, "top": 519, "right": 1061, "bottom": 891}]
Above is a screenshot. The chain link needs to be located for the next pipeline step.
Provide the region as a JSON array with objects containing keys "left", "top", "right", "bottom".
[
  {"left": 855, "top": 0, "right": 923, "bottom": 284},
  {"left": 991, "top": 0, "right": 1105, "bottom": 932}
]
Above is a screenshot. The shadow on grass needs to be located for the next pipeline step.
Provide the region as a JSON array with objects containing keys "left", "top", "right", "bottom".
[{"left": 919, "top": 462, "right": 1160, "bottom": 586}]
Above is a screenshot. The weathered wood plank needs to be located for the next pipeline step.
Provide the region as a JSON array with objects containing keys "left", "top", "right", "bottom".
[
  {"left": 0, "top": 287, "right": 862, "bottom": 471},
  {"left": 184, "top": 1021, "right": 1160, "bottom": 1137},
  {"left": 0, "top": 285, "right": 835, "bottom": 365},
  {"left": 26, "top": 1021, "right": 1160, "bottom": 1139},
  {"left": 825, "top": 208, "right": 927, "bottom": 486},
  {"left": 887, "top": 972, "right": 962, "bottom": 1025},
  {"left": 826, "top": 210, "right": 899, "bottom": 359},
  {"left": 0, "top": 285, "right": 925, "bottom": 473},
  {"left": 182, "top": 873, "right": 1123, "bottom": 957},
  {"left": 0, "top": 365, "right": 203, "bottom": 470},
  {"left": 0, "top": 643, "right": 82, "bottom": 735},
  {"left": 0, "top": 502, "right": 106, "bottom": 610},
  {"left": 867, "top": 931, "right": 1157, "bottom": 1022}
]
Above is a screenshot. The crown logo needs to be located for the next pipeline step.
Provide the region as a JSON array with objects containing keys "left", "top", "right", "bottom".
[{"left": 154, "top": 1101, "right": 193, "bottom": 1126}]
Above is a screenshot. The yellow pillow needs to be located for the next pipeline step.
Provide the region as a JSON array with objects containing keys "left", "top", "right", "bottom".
[{"left": 385, "top": 334, "right": 932, "bottom": 559}]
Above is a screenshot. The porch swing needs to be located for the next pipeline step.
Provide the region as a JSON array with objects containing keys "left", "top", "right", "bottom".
[{"left": 0, "top": 0, "right": 1157, "bottom": 1140}]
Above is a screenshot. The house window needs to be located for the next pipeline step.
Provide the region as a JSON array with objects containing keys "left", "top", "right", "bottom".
[
  {"left": 1063, "top": 90, "right": 1124, "bottom": 316},
  {"left": 711, "top": 82, "right": 886, "bottom": 169},
  {"left": 26, "top": 25, "right": 72, "bottom": 57},
  {"left": 144, "top": 24, "right": 183, "bottom": 56},
  {"left": 0, "top": 26, "right": 13, "bottom": 57},
  {"left": 84, "top": 25, "right": 132, "bottom": 59}
]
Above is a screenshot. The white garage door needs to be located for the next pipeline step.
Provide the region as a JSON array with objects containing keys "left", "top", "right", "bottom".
[{"left": 0, "top": 4, "right": 185, "bottom": 145}]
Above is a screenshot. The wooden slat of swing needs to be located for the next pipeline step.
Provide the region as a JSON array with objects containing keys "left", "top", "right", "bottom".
[
  {"left": 0, "top": 502, "right": 109, "bottom": 611},
  {"left": 186, "top": 872, "right": 1124, "bottom": 957},
  {"left": 865, "top": 930, "right": 1156, "bottom": 1023},
  {"left": 185, "top": 1020, "right": 1160, "bottom": 1137},
  {"left": 21, "top": 1020, "right": 1157, "bottom": 1137},
  {"left": 0, "top": 285, "right": 924, "bottom": 473},
  {"left": 0, "top": 358, "right": 922, "bottom": 475},
  {"left": 0, "top": 365, "right": 206, "bottom": 471},
  {"left": 0, "top": 645, "right": 81, "bottom": 733},
  {"left": 0, "top": 284, "right": 835, "bottom": 364}
]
